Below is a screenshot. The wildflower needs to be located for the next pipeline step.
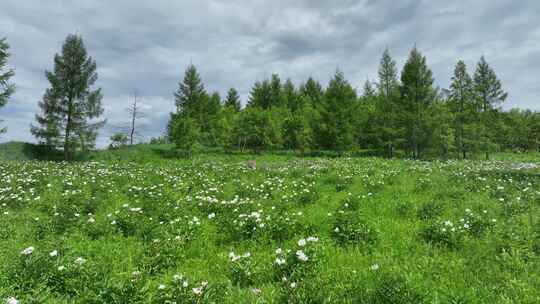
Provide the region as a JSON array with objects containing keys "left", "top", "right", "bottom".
[
  {"left": 173, "top": 274, "right": 183, "bottom": 281},
  {"left": 49, "top": 250, "right": 58, "bottom": 257},
  {"left": 21, "top": 246, "right": 34, "bottom": 255},
  {"left": 370, "top": 264, "right": 380, "bottom": 271},
  {"left": 290, "top": 282, "right": 297, "bottom": 288},
  {"left": 182, "top": 281, "right": 189, "bottom": 288},
  {"left": 58, "top": 265, "right": 65, "bottom": 271},
  {"left": 297, "top": 239, "right": 307, "bottom": 246},
  {"left": 275, "top": 248, "right": 283, "bottom": 254},
  {"left": 192, "top": 286, "right": 203, "bottom": 295},
  {"left": 6, "top": 297, "right": 19, "bottom": 304},
  {"left": 251, "top": 288, "right": 262, "bottom": 295},
  {"left": 74, "top": 257, "right": 86, "bottom": 265},
  {"left": 275, "top": 258, "right": 286, "bottom": 265},
  {"left": 208, "top": 212, "right": 216, "bottom": 219},
  {"left": 306, "top": 236, "right": 319, "bottom": 242},
  {"left": 296, "top": 250, "right": 309, "bottom": 262},
  {"left": 158, "top": 284, "right": 166, "bottom": 290}
]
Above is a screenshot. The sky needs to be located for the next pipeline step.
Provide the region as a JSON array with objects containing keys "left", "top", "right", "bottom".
[{"left": 0, "top": 0, "right": 539, "bottom": 147}]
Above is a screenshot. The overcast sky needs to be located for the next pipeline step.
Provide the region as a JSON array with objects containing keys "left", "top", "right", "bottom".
[{"left": 1, "top": 0, "right": 539, "bottom": 147}]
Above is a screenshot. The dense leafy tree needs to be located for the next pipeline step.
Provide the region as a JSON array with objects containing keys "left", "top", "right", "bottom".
[
  {"left": 283, "top": 105, "right": 314, "bottom": 153},
  {"left": 0, "top": 38, "right": 15, "bottom": 135},
  {"left": 233, "top": 107, "right": 283, "bottom": 153},
  {"left": 224, "top": 87, "right": 241, "bottom": 112},
  {"left": 399, "top": 47, "right": 436, "bottom": 158},
  {"left": 109, "top": 132, "right": 128, "bottom": 149},
  {"left": 170, "top": 114, "right": 200, "bottom": 156},
  {"left": 31, "top": 34, "right": 104, "bottom": 160}
]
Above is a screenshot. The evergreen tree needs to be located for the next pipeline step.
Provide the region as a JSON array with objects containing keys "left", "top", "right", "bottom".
[
  {"left": 247, "top": 80, "right": 272, "bottom": 109},
  {"left": 174, "top": 64, "right": 207, "bottom": 124},
  {"left": 318, "top": 70, "right": 357, "bottom": 152},
  {"left": 224, "top": 87, "right": 241, "bottom": 112},
  {"left": 399, "top": 47, "right": 436, "bottom": 158},
  {"left": 375, "top": 48, "right": 401, "bottom": 157},
  {"left": 0, "top": 38, "right": 15, "bottom": 134},
  {"left": 283, "top": 78, "right": 299, "bottom": 110},
  {"left": 31, "top": 34, "right": 104, "bottom": 160},
  {"left": 362, "top": 79, "right": 376, "bottom": 98},
  {"left": 299, "top": 77, "right": 323, "bottom": 105},
  {"left": 448, "top": 60, "right": 474, "bottom": 159},
  {"left": 203, "top": 91, "right": 222, "bottom": 146},
  {"left": 473, "top": 56, "right": 507, "bottom": 159},
  {"left": 269, "top": 74, "right": 283, "bottom": 108}
]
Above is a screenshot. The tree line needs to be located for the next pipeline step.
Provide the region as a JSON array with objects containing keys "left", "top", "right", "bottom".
[{"left": 0, "top": 34, "right": 538, "bottom": 160}]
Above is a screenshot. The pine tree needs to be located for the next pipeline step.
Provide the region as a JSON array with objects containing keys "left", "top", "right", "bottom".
[
  {"left": 473, "top": 56, "right": 507, "bottom": 159},
  {"left": 448, "top": 60, "right": 474, "bottom": 159},
  {"left": 224, "top": 87, "right": 241, "bottom": 111},
  {"left": 31, "top": 34, "right": 104, "bottom": 160},
  {"left": 375, "top": 48, "right": 401, "bottom": 157},
  {"left": 0, "top": 38, "right": 15, "bottom": 134},
  {"left": 399, "top": 47, "right": 436, "bottom": 158}
]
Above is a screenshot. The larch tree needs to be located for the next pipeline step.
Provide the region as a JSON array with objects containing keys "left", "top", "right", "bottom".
[
  {"left": 399, "top": 47, "right": 436, "bottom": 159},
  {"left": 0, "top": 38, "right": 15, "bottom": 135},
  {"left": 473, "top": 56, "right": 507, "bottom": 159},
  {"left": 448, "top": 60, "right": 474, "bottom": 159},
  {"left": 375, "top": 48, "right": 401, "bottom": 157},
  {"left": 318, "top": 70, "right": 357, "bottom": 152},
  {"left": 224, "top": 87, "right": 241, "bottom": 112},
  {"left": 31, "top": 34, "right": 104, "bottom": 160},
  {"left": 247, "top": 80, "right": 272, "bottom": 109},
  {"left": 169, "top": 64, "right": 208, "bottom": 149}
]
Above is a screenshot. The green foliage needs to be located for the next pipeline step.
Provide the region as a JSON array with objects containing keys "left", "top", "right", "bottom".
[
  {"left": 331, "top": 211, "right": 378, "bottom": 247},
  {"left": 233, "top": 106, "right": 283, "bottom": 152},
  {"left": 31, "top": 34, "right": 104, "bottom": 159},
  {"left": 0, "top": 37, "right": 15, "bottom": 134},
  {"left": 0, "top": 154, "right": 538, "bottom": 302},
  {"left": 109, "top": 132, "right": 128, "bottom": 149},
  {"left": 170, "top": 114, "right": 201, "bottom": 156},
  {"left": 399, "top": 47, "right": 437, "bottom": 158}
]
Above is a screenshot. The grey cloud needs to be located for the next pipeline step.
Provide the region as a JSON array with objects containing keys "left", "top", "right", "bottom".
[{"left": 0, "top": 0, "right": 539, "bottom": 148}]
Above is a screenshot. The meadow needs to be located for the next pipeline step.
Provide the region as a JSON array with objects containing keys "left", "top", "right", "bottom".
[{"left": 0, "top": 147, "right": 539, "bottom": 303}]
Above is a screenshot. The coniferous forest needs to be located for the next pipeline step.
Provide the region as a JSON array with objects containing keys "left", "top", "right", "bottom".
[{"left": 0, "top": 34, "right": 538, "bottom": 160}]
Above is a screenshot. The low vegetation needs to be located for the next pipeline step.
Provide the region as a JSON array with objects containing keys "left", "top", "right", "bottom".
[{"left": 0, "top": 148, "right": 538, "bottom": 303}]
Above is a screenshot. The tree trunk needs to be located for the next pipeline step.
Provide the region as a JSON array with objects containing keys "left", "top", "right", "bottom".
[{"left": 64, "top": 100, "right": 73, "bottom": 161}]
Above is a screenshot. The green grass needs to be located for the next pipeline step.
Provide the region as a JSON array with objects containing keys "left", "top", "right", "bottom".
[{"left": 0, "top": 144, "right": 539, "bottom": 303}]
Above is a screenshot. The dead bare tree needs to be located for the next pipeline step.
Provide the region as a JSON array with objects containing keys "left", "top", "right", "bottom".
[{"left": 126, "top": 92, "right": 145, "bottom": 145}]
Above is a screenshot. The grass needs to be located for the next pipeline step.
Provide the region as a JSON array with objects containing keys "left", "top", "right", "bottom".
[{"left": 0, "top": 143, "right": 539, "bottom": 303}]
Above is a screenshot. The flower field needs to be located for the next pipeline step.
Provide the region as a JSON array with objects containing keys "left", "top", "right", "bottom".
[{"left": 0, "top": 156, "right": 539, "bottom": 303}]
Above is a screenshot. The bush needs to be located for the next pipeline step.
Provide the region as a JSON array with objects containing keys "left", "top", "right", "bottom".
[{"left": 331, "top": 212, "right": 378, "bottom": 247}]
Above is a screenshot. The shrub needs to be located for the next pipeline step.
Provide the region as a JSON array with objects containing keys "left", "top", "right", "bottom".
[{"left": 331, "top": 212, "right": 378, "bottom": 247}]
